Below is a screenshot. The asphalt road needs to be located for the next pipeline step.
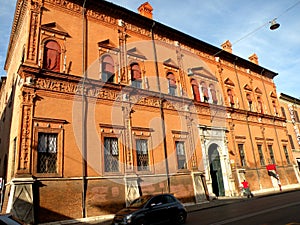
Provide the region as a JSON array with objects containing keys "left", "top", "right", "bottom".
[{"left": 187, "top": 190, "right": 300, "bottom": 225}]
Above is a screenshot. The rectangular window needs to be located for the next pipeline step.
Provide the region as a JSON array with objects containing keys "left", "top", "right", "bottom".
[
  {"left": 238, "top": 144, "right": 246, "bottom": 166},
  {"left": 257, "top": 144, "right": 265, "bottom": 166},
  {"left": 104, "top": 137, "right": 119, "bottom": 172},
  {"left": 176, "top": 141, "right": 186, "bottom": 169},
  {"left": 268, "top": 145, "right": 275, "bottom": 164},
  {"left": 294, "top": 110, "right": 300, "bottom": 123},
  {"left": 136, "top": 139, "right": 149, "bottom": 171},
  {"left": 281, "top": 107, "right": 286, "bottom": 118},
  {"left": 283, "top": 145, "right": 291, "bottom": 164},
  {"left": 37, "top": 133, "right": 58, "bottom": 173},
  {"left": 288, "top": 134, "right": 295, "bottom": 149}
]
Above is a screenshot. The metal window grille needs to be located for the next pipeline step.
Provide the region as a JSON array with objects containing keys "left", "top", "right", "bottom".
[
  {"left": 136, "top": 139, "right": 149, "bottom": 171},
  {"left": 37, "top": 133, "right": 58, "bottom": 173},
  {"left": 176, "top": 141, "right": 186, "bottom": 169},
  {"left": 104, "top": 137, "right": 119, "bottom": 172}
]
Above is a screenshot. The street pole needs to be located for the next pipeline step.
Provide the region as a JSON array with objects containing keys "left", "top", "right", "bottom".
[{"left": 151, "top": 22, "right": 170, "bottom": 193}]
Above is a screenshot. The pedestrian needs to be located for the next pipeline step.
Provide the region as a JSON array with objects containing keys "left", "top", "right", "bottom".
[
  {"left": 241, "top": 179, "right": 254, "bottom": 198},
  {"left": 276, "top": 174, "right": 282, "bottom": 191}
]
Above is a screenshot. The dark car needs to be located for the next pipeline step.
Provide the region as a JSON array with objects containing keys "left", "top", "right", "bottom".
[
  {"left": 0, "top": 214, "right": 25, "bottom": 225},
  {"left": 112, "top": 193, "right": 187, "bottom": 225}
]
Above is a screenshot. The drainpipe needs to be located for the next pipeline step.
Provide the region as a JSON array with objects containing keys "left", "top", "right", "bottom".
[
  {"left": 151, "top": 22, "right": 170, "bottom": 193},
  {"left": 81, "top": 0, "right": 87, "bottom": 218}
]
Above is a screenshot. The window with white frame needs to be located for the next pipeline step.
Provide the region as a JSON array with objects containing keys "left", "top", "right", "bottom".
[{"left": 176, "top": 141, "right": 186, "bottom": 169}]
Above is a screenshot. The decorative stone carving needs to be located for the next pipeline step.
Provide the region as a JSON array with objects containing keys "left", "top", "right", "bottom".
[{"left": 18, "top": 89, "right": 36, "bottom": 173}]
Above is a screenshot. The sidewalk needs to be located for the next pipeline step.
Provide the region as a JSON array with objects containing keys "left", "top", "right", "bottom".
[{"left": 40, "top": 187, "right": 300, "bottom": 225}]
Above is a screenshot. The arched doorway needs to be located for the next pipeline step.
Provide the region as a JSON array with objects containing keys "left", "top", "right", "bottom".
[{"left": 208, "top": 144, "right": 225, "bottom": 197}]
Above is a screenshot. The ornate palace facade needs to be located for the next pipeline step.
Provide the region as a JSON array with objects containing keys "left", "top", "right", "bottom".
[{"left": 0, "top": 0, "right": 299, "bottom": 223}]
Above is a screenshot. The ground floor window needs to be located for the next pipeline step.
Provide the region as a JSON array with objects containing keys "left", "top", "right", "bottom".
[
  {"left": 104, "top": 137, "right": 119, "bottom": 172},
  {"left": 136, "top": 139, "right": 149, "bottom": 171},
  {"left": 37, "top": 133, "right": 58, "bottom": 173}
]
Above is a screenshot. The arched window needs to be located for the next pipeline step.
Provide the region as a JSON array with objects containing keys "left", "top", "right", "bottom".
[
  {"left": 257, "top": 96, "right": 264, "bottom": 113},
  {"left": 191, "top": 79, "right": 200, "bottom": 102},
  {"left": 227, "top": 89, "right": 235, "bottom": 107},
  {"left": 200, "top": 81, "right": 209, "bottom": 102},
  {"left": 209, "top": 84, "right": 218, "bottom": 104},
  {"left": 167, "top": 72, "right": 177, "bottom": 96},
  {"left": 272, "top": 100, "right": 278, "bottom": 115},
  {"left": 131, "top": 63, "right": 142, "bottom": 88},
  {"left": 101, "top": 55, "right": 115, "bottom": 82},
  {"left": 43, "top": 40, "right": 61, "bottom": 72},
  {"left": 246, "top": 93, "right": 252, "bottom": 111}
]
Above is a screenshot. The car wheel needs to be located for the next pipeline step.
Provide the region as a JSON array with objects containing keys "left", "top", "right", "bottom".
[
  {"left": 175, "top": 211, "right": 186, "bottom": 225},
  {"left": 136, "top": 219, "right": 148, "bottom": 225}
]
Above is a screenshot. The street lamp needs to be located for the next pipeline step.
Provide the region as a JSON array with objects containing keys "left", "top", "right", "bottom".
[{"left": 269, "top": 19, "right": 280, "bottom": 30}]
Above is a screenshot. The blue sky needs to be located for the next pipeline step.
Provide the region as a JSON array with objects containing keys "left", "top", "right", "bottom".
[{"left": 1, "top": 0, "right": 300, "bottom": 98}]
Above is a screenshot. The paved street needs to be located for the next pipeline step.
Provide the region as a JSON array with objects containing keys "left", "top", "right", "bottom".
[{"left": 40, "top": 188, "right": 300, "bottom": 225}]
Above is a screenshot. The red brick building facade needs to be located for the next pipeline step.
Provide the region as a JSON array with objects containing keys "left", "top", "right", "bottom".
[{"left": 0, "top": 0, "right": 299, "bottom": 224}]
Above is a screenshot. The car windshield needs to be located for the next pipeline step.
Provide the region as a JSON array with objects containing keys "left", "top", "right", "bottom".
[{"left": 129, "top": 195, "right": 152, "bottom": 208}]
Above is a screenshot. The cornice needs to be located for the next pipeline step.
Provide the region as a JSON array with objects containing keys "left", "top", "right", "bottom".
[
  {"left": 42, "top": 0, "right": 277, "bottom": 80},
  {"left": 4, "top": 0, "right": 28, "bottom": 71}
]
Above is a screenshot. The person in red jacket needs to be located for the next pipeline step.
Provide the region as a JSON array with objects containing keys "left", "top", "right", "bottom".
[{"left": 241, "top": 180, "right": 254, "bottom": 198}]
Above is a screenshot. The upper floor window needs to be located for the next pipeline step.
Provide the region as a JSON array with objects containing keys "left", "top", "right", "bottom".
[
  {"left": 176, "top": 141, "right": 187, "bottom": 169},
  {"left": 288, "top": 134, "right": 295, "bottom": 149},
  {"left": 136, "top": 139, "right": 149, "bottom": 171},
  {"left": 167, "top": 72, "right": 177, "bottom": 96},
  {"left": 104, "top": 137, "right": 119, "bottom": 172},
  {"left": 43, "top": 40, "right": 61, "bottom": 72},
  {"left": 200, "top": 81, "right": 209, "bottom": 102},
  {"left": 272, "top": 100, "right": 278, "bottom": 115},
  {"left": 294, "top": 110, "right": 300, "bottom": 123},
  {"left": 246, "top": 93, "right": 252, "bottom": 111},
  {"left": 131, "top": 63, "right": 142, "bottom": 88},
  {"left": 191, "top": 79, "right": 200, "bottom": 102},
  {"left": 227, "top": 89, "right": 235, "bottom": 107},
  {"left": 257, "top": 96, "right": 264, "bottom": 113},
  {"left": 209, "top": 84, "right": 218, "bottom": 104},
  {"left": 37, "top": 133, "right": 58, "bottom": 173},
  {"left": 281, "top": 106, "right": 286, "bottom": 118},
  {"left": 101, "top": 55, "right": 115, "bottom": 83}
]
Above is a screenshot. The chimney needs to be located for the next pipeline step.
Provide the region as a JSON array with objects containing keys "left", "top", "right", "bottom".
[
  {"left": 249, "top": 53, "right": 259, "bottom": 65},
  {"left": 221, "top": 40, "right": 232, "bottom": 53},
  {"left": 138, "top": 2, "right": 153, "bottom": 19}
]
